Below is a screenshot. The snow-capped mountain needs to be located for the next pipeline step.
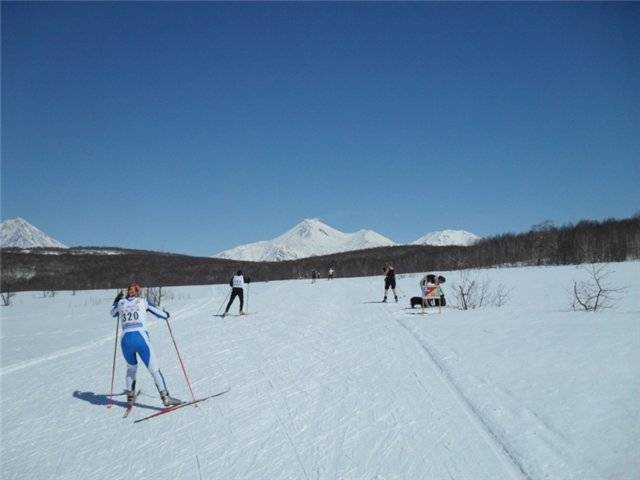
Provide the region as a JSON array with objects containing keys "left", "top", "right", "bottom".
[
  {"left": 216, "top": 218, "right": 396, "bottom": 261},
  {"left": 412, "top": 229, "right": 481, "bottom": 247},
  {"left": 0, "top": 217, "right": 68, "bottom": 249}
]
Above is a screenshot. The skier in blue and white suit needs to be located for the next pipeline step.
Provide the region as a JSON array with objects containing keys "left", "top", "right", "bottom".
[{"left": 111, "top": 282, "right": 182, "bottom": 407}]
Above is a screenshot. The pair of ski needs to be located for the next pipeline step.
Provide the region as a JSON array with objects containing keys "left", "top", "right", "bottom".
[{"left": 122, "top": 389, "right": 229, "bottom": 423}]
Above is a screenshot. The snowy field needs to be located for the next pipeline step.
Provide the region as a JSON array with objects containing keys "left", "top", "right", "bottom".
[{"left": 1, "top": 262, "right": 639, "bottom": 480}]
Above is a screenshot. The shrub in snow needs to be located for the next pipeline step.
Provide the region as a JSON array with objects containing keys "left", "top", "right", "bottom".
[
  {"left": 451, "top": 270, "right": 510, "bottom": 310},
  {"left": 570, "top": 263, "right": 625, "bottom": 312},
  {"left": 1, "top": 291, "right": 15, "bottom": 306},
  {"left": 143, "top": 286, "right": 173, "bottom": 306}
]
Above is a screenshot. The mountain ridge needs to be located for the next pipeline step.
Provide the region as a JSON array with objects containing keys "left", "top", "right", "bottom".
[
  {"left": 412, "top": 229, "right": 481, "bottom": 247},
  {"left": 215, "top": 218, "right": 396, "bottom": 261},
  {"left": 1, "top": 216, "right": 481, "bottom": 258},
  {"left": 216, "top": 219, "right": 483, "bottom": 261},
  {"left": 0, "top": 217, "right": 68, "bottom": 249}
]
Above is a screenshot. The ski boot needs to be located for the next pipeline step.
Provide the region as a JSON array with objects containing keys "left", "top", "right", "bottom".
[
  {"left": 221, "top": 311, "right": 227, "bottom": 318},
  {"left": 394, "top": 295, "right": 398, "bottom": 303},
  {"left": 382, "top": 297, "right": 387, "bottom": 303},
  {"left": 160, "top": 390, "right": 183, "bottom": 407},
  {"left": 126, "top": 381, "right": 137, "bottom": 406},
  {"left": 239, "top": 310, "right": 246, "bottom": 315}
]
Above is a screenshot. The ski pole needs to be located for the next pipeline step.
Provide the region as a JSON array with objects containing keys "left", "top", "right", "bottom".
[
  {"left": 165, "top": 318, "right": 197, "bottom": 404},
  {"left": 215, "top": 291, "right": 230, "bottom": 316},
  {"left": 107, "top": 315, "right": 120, "bottom": 409}
]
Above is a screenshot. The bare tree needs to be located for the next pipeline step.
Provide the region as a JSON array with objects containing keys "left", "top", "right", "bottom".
[
  {"left": 532, "top": 220, "right": 555, "bottom": 231},
  {"left": 144, "top": 286, "right": 163, "bottom": 306},
  {"left": 1, "top": 291, "right": 15, "bottom": 306},
  {"left": 492, "top": 283, "right": 511, "bottom": 307},
  {"left": 570, "top": 264, "right": 625, "bottom": 311},
  {"left": 451, "top": 271, "right": 488, "bottom": 310},
  {"left": 447, "top": 250, "right": 467, "bottom": 270},
  {"left": 531, "top": 220, "right": 556, "bottom": 265},
  {"left": 451, "top": 270, "right": 510, "bottom": 310}
]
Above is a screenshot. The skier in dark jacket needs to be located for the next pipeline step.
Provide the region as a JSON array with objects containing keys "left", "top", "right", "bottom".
[
  {"left": 223, "top": 270, "right": 250, "bottom": 317},
  {"left": 383, "top": 265, "right": 398, "bottom": 302}
]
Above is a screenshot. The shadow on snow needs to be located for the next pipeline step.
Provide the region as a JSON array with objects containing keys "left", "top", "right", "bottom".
[{"left": 72, "top": 390, "right": 162, "bottom": 411}]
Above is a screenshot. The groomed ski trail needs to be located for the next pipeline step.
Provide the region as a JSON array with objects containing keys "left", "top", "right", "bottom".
[{"left": 390, "top": 312, "right": 529, "bottom": 480}]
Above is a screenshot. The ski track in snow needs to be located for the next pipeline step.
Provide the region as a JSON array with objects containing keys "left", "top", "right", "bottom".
[
  {"left": 1, "top": 263, "right": 639, "bottom": 480},
  {"left": 393, "top": 313, "right": 530, "bottom": 480},
  {"left": 393, "top": 315, "right": 616, "bottom": 480}
]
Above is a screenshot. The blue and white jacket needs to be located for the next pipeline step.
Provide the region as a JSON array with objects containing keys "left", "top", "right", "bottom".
[{"left": 111, "top": 296, "right": 169, "bottom": 334}]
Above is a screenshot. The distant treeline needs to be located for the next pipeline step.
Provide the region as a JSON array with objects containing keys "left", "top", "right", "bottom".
[{"left": 1, "top": 215, "right": 638, "bottom": 292}]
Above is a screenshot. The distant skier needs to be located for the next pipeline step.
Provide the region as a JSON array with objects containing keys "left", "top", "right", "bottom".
[
  {"left": 223, "top": 270, "right": 249, "bottom": 316},
  {"left": 328, "top": 267, "right": 335, "bottom": 280},
  {"left": 383, "top": 265, "right": 398, "bottom": 302},
  {"left": 111, "top": 282, "right": 182, "bottom": 407},
  {"left": 311, "top": 270, "right": 319, "bottom": 283}
]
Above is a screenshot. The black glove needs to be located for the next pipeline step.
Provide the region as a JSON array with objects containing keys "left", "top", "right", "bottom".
[
  {"left": 114, "top": 292, "right": 124, "bottom": 303},
  {"left": 163, "top": 310, "right": 170, "bottom": 319}
]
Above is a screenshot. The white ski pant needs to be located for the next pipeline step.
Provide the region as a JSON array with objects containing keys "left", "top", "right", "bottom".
[{"left": 121, "top": 330, "right": 168, "bottom": 393}]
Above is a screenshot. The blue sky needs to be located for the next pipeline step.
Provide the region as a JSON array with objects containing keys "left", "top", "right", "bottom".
[{"left": 2, "top": 2, "right": 639, "bottom": 256}]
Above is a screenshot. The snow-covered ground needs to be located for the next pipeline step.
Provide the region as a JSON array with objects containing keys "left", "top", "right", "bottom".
[{"left": 1, "top": 262, "right": 638, "bottom": 480}]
